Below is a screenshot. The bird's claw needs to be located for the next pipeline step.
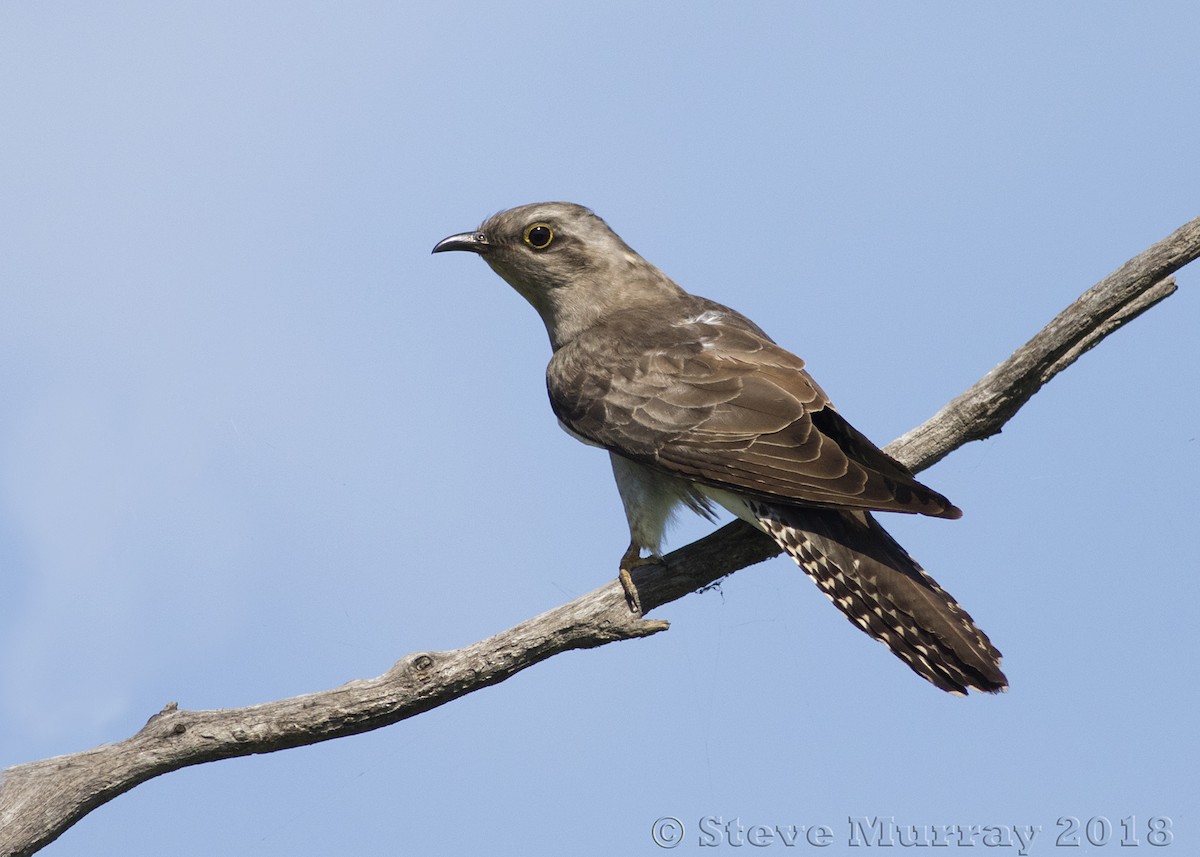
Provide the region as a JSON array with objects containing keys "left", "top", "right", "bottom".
[
  {"left": 618, "top": 551, "right": 664, "bottom": 614},
  {"left": 618, "top": 566, "right": 642, "bottom": 613}
]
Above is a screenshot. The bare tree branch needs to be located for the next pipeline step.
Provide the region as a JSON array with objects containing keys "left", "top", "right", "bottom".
[
  {"left": 892, "top": 216, "right": 1199, "bottom": 472},
  {"left": 2, "top": 215, "right": 1197, "bottom": 857}
]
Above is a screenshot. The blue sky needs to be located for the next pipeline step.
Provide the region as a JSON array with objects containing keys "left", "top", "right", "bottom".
[{"left": 1, "top": 3, "right": 1197, "bottom": 854}]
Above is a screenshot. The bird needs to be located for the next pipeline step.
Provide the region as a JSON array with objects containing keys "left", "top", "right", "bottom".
[{"left": 433, "top": 202, "right": 1006, "bottom": 695}]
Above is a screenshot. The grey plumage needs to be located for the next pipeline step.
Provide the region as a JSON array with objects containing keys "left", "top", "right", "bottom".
[{"left": 433, "top": 202, "right": 1006, "bottom": 695}]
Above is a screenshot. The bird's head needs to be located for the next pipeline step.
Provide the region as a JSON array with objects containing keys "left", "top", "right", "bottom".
[{"left": 433, "top": 202, "right": 682, "bottom": 349}]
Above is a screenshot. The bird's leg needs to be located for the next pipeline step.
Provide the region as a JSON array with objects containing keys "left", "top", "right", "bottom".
[{"left": 618, "top": 542, "right": 664, "bottom": 614}]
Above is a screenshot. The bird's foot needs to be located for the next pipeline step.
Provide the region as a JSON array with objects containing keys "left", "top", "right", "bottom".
[{"left": 618, "top": 546, "right": 664, "bottom": 614}]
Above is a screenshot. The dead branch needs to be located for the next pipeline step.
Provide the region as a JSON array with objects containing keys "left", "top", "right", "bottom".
[{"left": 2, "top": 215, "right": 1196, "bottom": 857}]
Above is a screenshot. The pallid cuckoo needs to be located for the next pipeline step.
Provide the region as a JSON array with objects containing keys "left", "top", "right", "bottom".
[{"left": 434, "top": 202, "right": 1005, "bottom": 695}]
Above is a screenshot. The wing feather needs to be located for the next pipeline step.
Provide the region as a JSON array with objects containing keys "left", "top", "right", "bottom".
[{"left": 547, "top": 301, "right": 960, "bottom": 519}]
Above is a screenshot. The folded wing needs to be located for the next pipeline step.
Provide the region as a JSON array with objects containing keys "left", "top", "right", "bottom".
[{"left": 548, "top": 302, "right": 960, "bottom": 519}]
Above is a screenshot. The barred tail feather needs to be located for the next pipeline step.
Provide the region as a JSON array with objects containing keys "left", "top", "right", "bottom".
[{"left": 752, "top": 503, "right": 1007, "bottom": 695}]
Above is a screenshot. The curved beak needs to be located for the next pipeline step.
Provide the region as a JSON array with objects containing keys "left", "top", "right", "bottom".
[{"left": 432, "top": 231, "right": 491, "bottom": 255}]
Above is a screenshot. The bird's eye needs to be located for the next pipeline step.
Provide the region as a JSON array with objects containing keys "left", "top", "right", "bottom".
[{"left": 523, "top": 223, "right": 554, "bottom": 250}]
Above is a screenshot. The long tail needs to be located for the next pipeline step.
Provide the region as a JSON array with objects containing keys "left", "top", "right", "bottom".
[{"left": 751, "top": 502, "right": 1007, "bottom": 695}]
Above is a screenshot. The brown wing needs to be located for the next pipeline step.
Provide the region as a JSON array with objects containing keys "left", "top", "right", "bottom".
[{"left": 547, "top": 301, "right": 960, "bottom": 519}]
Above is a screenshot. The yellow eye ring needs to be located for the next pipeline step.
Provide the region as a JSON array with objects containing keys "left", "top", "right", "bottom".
[{"left": 523, "top": 223, "right": 554, "bottom": 250}]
